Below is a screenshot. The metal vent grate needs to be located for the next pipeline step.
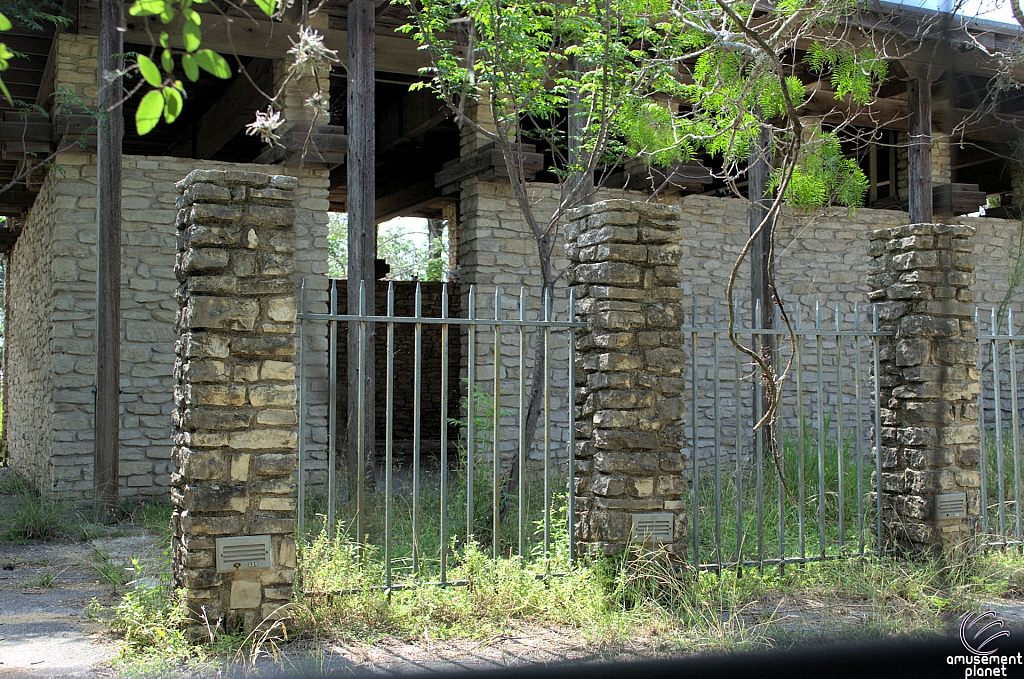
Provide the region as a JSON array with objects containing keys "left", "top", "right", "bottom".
[
  {"left": 631, "top": 513, "right": 673, "bottom": 543},
  {"left": 216, "top": 535, "right": 273, "bottom": 573},
  {"left": 935, "top": 493, "right": 967, "bottom": 520}
]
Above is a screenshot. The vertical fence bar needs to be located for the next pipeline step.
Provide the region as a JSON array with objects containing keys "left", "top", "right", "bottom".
[
  {"left": 691, "top": 297, "right": 700, "bottom": 567},
  {"left": 853, "top": 303, "right": 866, "bottom": 556},
  {"left": 385, "top": 282, "right": 395, "bottom": 589},
  {"left": 835, "top": 303, "right": 845, "bottom": 551},
  {"left": 734, "top": 300, "right": 743, "bottom": 567},
  {"left": 755, "top": 299, "right": 764, "bottom": 569},
  {"left": 776, "top": 305, "right": 784, "bottom": 574},
  {"left": 815, "top": 301, "right": 825, "bottom": 558},
  {"left": 993, "top": 308, "right": 1006, "bottom": 538},
  {"left": 297, "top": 279, "right": 307, "bottom": 534},
  {"left": 328, "top": 279, "right": 338, "bottom": 538},
  {"left": 467, "top": 285, "right": 477, "bottom": 543},
  {"left": 568, "top": 288, "right": 577, "bottom": 566},
  {"left": 492, "top": 287, "right": 502, "bottom": 560},
  {"left": 518, "top": 289, "right": 527, "bottom": 559},
  {"left": 713, "top": 299, "right": 722, "bottom": 567},
  {"left": 795, "top": 302, "right": 806, "bottom": 559},
  {"left": 413, "top": 283, "right": 423, "bottom": 575},
  {"left": 440, "top": 285, "right": 450, "bottom": 585},
  {"left": 1007, "top": 309, "right": 1015, "bottom": 540},
  {"left": 872, "top": 304, "right": 883, "bottom": 554},
  {"left": 356, "top": 281, "right": 367, "bottom": 545},
  {"left": 979, "top": 308, "right": 989, "bottom": 538},
  {"left": 543, "top": 289, "right": 552, "bottom": 569}
]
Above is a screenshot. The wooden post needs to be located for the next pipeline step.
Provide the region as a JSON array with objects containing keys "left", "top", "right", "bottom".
[
  {"left": 346, "top": 0, "right": 376, "bottom": 495},
  {"left": 907, "top": 78, "right": 933, "bottom": 224},
  {"left": 94, "top": 0, "right": 123, "bottom": 522}
]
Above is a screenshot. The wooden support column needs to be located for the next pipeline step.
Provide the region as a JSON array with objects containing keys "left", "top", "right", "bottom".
[
  {"left": 907, "top": 78, "right": 933, "bottom": 224},
  {"left": 347, "top": 0, "right": 376, "bottom": 497},
  {"left": 94, "top": 0, "right": 123, "bottom": 522}
]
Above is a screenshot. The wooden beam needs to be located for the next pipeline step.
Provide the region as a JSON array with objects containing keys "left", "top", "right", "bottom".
[
  {"left": 434, "top": 142, "right": 544, "bottom": 194},
  {"left": 94, "top": 0, "right": 123, "bottom": 523},
  {"left": 347, "top": 0, "right": 377, "bottom": 495},
  {"left": 907, "top": 78, "right": 933, "bottom": 224},
  {"left": 375, "top": 177, "right": 444, "bottom": 223},
  {"left": 81, "top": 6, "right": 429, "bottom": 75},
  {"left": 377, "top": 88, "right": 449, "bottom": 153},
  {"left": 168, "top": 58, "right": 274, "bottom": 159}
]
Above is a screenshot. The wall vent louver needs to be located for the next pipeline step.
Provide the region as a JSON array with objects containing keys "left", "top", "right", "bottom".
[
  {"left": 631, "top": 513, "right": 673, "bottom": 543},
  {"left": 215, "top": 535, "right": 273, "bottom": 572},
  {"left": 935, "top": 493, "right": 967, "bottom": 520}
]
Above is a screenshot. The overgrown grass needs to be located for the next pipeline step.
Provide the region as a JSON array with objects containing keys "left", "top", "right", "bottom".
[
  {"left": 694, "top": 415, "right": 872, "bottom": 567},
  {"left": 0, "top": 473, "right": 79, "bottom": 543}
]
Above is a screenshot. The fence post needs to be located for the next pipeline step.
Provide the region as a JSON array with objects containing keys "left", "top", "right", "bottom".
[
  {"left": 868, "top": 222, "right": 980, "bottom": 550},
  {"left": 565, "top": 199, "right": 687, "bottom": 557},
  {"left": 171, "top": 170, "right": 299, "bottom": 636}
]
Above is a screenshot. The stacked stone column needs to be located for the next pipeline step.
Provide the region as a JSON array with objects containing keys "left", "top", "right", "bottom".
[
  {"left": 566, "top": 200, "right": 688, "bottom": 557},
  {"left": 171, "top": 169, "right": 299, "bottom": 635},
  {"left": 868, "top": 223, "right": 981, "bottom": 549}
]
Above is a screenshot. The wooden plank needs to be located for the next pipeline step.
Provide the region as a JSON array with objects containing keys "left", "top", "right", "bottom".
[
  {"left": 377, "top": 88, "right": 449, "bottom": 153},
  {"left": 94, "top": 0, "right": 123, "bottom": 523},
  {"left": 374, "top": 176, "right": 442, "bottom": 223},
  {"left": 81, "top": 5, "right": 429, "bottom": 75},
  {"left": 907, "top": 78, "right": 933, "bottom": 224},
  {"left": 347, "top": 0, "right": 377, "bottom": 488}
]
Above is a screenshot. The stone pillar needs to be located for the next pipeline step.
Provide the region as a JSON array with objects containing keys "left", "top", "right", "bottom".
[
  {"left": 868, "top": 223, "right": 981, "bottom": 550},
  {"left": 566, "top": 199, "right": 688, "bottom": 557},
  {"left": 171, "top": 169, "right": 299, "bottom": 635}
]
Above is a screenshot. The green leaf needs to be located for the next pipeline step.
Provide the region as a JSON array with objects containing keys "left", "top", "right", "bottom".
[
  {"left": 0, "top": 77, "right": 10, "bottom": 105},
  {"left": 162, "top": 86, "right": 183, "bottom": 123},
  {"left": 137, "top": 55, "right": 162, "bottom": 87},
  {"left": 194, "top": 49, "right": 231, "bottom": 78},
  {"left": 159, "top": 4, "right": 175, "bottom": 23},
  {"left": 135, "top": 89, "right": 164, "bottom": 135},
  {"left": 129, "top": 0, "right": 166, "bottom": 17},
  {"left": 181, "top": 53, "right": 199, "bottom": 82},
  {"left": 182, "top": 18, "right": 201, "bottom": 52},
  {"left": 183, "top": 7, "right": 201, "bottom": 24},
  {"left": 0, "top": 12, "right": 11, "bottom": 31},
  {"left": 253, "top": 0, "right": 277, "bottom": 17},
  {"left": 159, "top": 32, "right": 169, "bottom": 49},
  {"left": 161, "top": 48, "right": 173, "bottom": 73}
]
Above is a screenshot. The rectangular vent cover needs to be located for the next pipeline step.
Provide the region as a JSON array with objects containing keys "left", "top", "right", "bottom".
[
  {"left": 936, "top": 493, "right": 967, "bottom": 520},
  {"left": 631, "top": 513, "right": 673, "bottom": 543},
  {"left": 216, "top": 535, "right": 273, "bottom": 573}
]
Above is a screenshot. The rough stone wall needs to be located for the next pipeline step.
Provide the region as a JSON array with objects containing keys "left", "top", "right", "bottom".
[
  {"left": 455, "top": 176, "right": 1024, "bottom": 475},
  {"left": 4, "top": 152, "right": 329, "bottom": 499},
  {"left": 171, "top": 169, "right": 299, "bottom": 634},
  {"left": 51, "top": 33, "right": 98, "bottom": 107},
  {"left": 456, "top": 176, "right": 574, "bottom": 468},
  {"left": 567, "top": 200, "right": 688, "bottom": 556},
  {"left": 868, "top": 223, "right": 981, "bottom": 547},
  {"left": 4, "top": 162, "right": 59, "bottom": 488}
]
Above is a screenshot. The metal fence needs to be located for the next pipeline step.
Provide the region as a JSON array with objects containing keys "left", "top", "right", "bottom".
[
  {"left": 683, "top": 300, "right": 890, "bottom": 571},
  {"left": 978, "top": 307, "right": 1024, "bottom": 548},
  {"left": 296, "top": 279, "right": 584, "bottom": 588}
]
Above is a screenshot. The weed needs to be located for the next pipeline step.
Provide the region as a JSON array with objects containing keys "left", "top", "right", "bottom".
[
  {"left": 22, "top": 571, "right": 56, "bottom": 590},
  {"left": 0, "top": 470, "right": 33, "bottom": 495},
  {"left": 0, "top": 485, "right": 78, "bottom": 543},
  {"left": 91, "top": 548, "right": 130, "bottom": 592}
]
